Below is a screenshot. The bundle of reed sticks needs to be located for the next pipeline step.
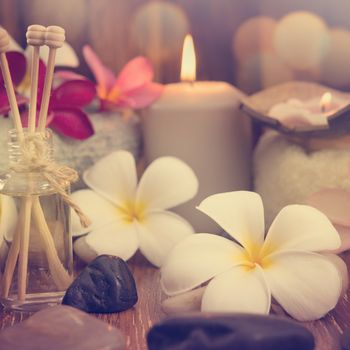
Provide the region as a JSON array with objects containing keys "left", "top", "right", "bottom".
[{"left": 0, "top": 25, "right": 73, "bottom": 301}]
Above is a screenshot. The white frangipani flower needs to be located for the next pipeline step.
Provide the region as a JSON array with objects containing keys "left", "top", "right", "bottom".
[
  {"left": 72, "top": 150, "right": 198, "bottom": 267},
  {"left": 161, "top": 191, "right": 346, "bottom": 321}
]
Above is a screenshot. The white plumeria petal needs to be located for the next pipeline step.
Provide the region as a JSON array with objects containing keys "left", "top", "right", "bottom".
[
  {"left": 323, "top": 253, "right": 349, "bottom": 297},
  {"left": 136, "top": 157, "right": 198, "bottom": 210},
  {"left": 25, "top": 42, "right": 79, "bottom": 68},
  {"left": 70, "top": 190, "right": 118, "bottom": 237},
  {"left": 262, "top": 205, "right": 340, "bottom": 255},
  {"left": 201, "top": 265, "right": 271, "bottom": 314},
  {"left": 135, "top": 210, "right": 194, "bottom": 267},
  {"left": 83, "top": 151, "right": 137, "bottom": 208},
  {"left": 333, "top": 224, "right": 350, "bottom": 253},
  {"left": 161, "top": 233, "right": 246, "bottom": 296},
  {"left": 73, "top": 236, "right": 99, "bottom": 263},
  {"left": 9, "top": 39, "right": 23, "bottom": 52},
  {"left": 197, "top": 191, "right": 265, "bottom": 250},
  {"left": 2, "top": 28, "right": 23, "bottom": 52},
  {"left": 162, "top": 287, "right": 206, "bottom": 315},
  {"left": 40, "top": 42, "right": 79, "bottom": 67},
  {"left": 78, "top": 221, "right": 139, "bottom": 262},
  {"left": 263, "top": 251, "right": 342, "bottom": 321},
  {"left": 0, "top": 194, "right": 18, "bottom": 242}
]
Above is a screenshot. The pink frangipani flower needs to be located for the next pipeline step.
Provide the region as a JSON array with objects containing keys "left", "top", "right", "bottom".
[{"left": 82, "top": 45, "right": 164, "bottom": 111}]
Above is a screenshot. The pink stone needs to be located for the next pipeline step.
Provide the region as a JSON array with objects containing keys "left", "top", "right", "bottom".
[{"left": 0, "top": 305, "right": 125, "bottom": 350}]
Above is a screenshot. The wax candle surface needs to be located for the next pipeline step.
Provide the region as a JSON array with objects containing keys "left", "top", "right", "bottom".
[
  {"left": 153, "top": 81, "right": 242, "bottom": 107},
  {"left": 141, "top": 81, "right": 252, "bottom": 233}
]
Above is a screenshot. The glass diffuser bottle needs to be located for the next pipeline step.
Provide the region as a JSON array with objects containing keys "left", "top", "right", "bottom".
[{"left": 0, "top": 129, "right": 73, "bottom": 311}]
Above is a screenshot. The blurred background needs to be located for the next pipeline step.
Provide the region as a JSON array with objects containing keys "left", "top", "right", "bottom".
[{"left": 2, "top": 0, "right": 350, "bottom": 93}]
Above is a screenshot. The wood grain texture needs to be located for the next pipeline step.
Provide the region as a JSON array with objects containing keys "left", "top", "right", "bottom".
[
  {"left": 0, "top": 0, "right": 257, "bottom": 83},
  {"left": 0, "top": 0, "right": 22, "bottom": 45},
  {"left": 0, "top": 252, "right": 349, "bottom": 349},
  {"left": 94, "top": 253, "right": 165, "bottom": 350},
  {"left": 0, "top": 253, "right": 165, "bottom": 350},
  {"left": 20, "top": 0, "right": 88, "bottom": 45},
  {"left": 86, "top": 0, "right": 144, "bottom": 76}
]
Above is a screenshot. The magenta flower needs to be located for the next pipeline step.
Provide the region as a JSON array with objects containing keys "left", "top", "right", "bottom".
[
  {"left": 0, "top": 51, "right": 27, "bottom": 115},
  {"left": 0, "top": 51, "right": 96, "bottom": 140},
  {"left": 41, "top": 79, "right": 96, "bottom": 140},
  {"left": 21, "top": 62, "right": 96, "bottom": 140},
  {"left": 82, "top": 45, "right": 164, "bottom": 111},
  {"left": 40, "top": 63, "right": 96, "bottom": 140}
]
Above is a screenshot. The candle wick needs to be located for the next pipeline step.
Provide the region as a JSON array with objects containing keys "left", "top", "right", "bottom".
[{"left": 321, "top": 105, "right": 326, "bottom": 113}]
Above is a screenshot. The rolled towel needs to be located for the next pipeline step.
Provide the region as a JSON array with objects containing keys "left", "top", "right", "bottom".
[
  {"left": 254, "top": 131, "right": 350, "bottom": 226},
  {"left": 0, "top": 113, "right": 141, "bottom": 190}
]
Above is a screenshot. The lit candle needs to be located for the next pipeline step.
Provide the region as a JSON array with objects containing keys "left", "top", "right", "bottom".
[{"left": 141, "top": 34, "right": 252, "bottom": 233}]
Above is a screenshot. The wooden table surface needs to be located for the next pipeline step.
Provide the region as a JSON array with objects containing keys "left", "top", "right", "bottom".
[{"left": 0, "top": 252, "right": 350, "bottom": 350}]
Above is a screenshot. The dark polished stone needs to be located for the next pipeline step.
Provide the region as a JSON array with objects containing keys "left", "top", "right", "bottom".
[
  {"left": 62, "top": 255, "right": 138, "bottom": 313},
  {"left": 341, "top": 328, "right": 350, "bottom": 350},
  {"left": 0, "top": 305, "right": 125, "bottom": 350},
  {"left": 147, "top": 313, "right": 315, "bottom": 350}
]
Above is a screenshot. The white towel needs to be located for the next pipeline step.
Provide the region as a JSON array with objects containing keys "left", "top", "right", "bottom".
[
  {"left": 0, "top": 114, "right": 141, "bottom": 190},
  {"left": 254, "top": 131, "right": 350, "bottom": 226}
]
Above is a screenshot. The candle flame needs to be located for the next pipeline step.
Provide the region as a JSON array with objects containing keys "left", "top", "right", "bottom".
[
  {"left": 320, "top": 92, "right": 332, "bottom": 112},
  {"left": 181, "top": 34, "right": 196, "bottom": 82}
]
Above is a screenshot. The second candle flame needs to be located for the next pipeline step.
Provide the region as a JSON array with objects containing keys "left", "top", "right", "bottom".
[
  {"left": 320, "top": 92, "right": 332, "bottom": 112},
  {"left": 181, "top": 34, "right": 196, "bottom": 83}
]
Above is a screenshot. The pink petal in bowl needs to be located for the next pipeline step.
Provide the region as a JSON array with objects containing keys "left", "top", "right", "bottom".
[{"left": 307, "top": 188, "right": 350, "bottom": 228}]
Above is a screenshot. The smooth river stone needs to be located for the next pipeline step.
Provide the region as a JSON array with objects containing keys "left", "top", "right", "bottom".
[
  {"left": 62, "top": 255, "right": 138, "bottom": 313},
  {"left": 147, "top": 313, "right": 315, "bottom": 350},
  {"left": 341, "top": 328, "right": 350, "bottom": 350},
  {"left": 0, "top": 305, "right": 125, "bottom": 350}
]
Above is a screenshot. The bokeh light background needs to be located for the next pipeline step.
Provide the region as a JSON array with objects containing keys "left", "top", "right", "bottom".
[{"left": 2, "top": 0, "right": 350, "bottom": 93}]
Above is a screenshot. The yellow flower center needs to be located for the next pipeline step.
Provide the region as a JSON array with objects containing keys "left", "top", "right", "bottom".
[
  {"left": 118, "top": 201, "right": 146, "bottom": 224},
  {"left": 97, "top": 85, "right": 108, "bottom": 100},
  {"left": 106, "top": 86, "right": 121, "bottom": 103},
  {"left": 241, "top": 242, "right": 272, "bottom": 271}
]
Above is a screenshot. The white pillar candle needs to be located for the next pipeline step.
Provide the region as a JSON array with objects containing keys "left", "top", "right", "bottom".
[{"left": 141, "top": 36, "right": 252, "bottom": 233}]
